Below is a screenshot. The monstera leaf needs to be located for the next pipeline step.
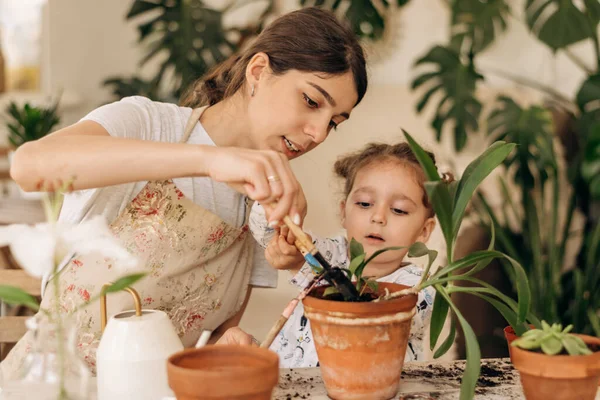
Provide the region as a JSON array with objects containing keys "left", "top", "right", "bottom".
[
  {"left": 449, "top": 0, "right": 511, "bottom": 53},
  {"left": 487, "top": 96, "right": 557, "bottom": 188},
  {"left": 577, "top": 74, "right": 600, "bottom": 150},
  {"left": 525, "top": 0, "right": 599, "bottom": 51},
  {"left": 105, "top": 0, "right": 272, "bottom": 99},
  {"left": 412, "top": 45, "right": 484, "bottom": 152},
  {"left": 301, "top": 0, "right": 410, "bottom": 40}
]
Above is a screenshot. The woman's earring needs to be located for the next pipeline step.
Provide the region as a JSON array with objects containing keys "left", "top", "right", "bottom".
[{"left": 251, "top": 85, "right": 255, "bottom": 97}]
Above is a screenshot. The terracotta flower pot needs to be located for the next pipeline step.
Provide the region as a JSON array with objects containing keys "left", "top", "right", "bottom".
[
  {"left": 511, "top": 334, "right": 600, "bottom": 400},
  {"left": 167, "top": 345, "right": 279, "bottom": 400},
  {"left": 303, "top": 282, "right": 418, "bottom": 400}
]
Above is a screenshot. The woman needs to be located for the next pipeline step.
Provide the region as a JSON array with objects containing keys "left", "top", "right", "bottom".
[{"left": 3, "top": 7, "right": 367, "bottom": 376}]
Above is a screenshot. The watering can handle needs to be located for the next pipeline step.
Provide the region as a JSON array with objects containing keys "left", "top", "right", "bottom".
[{"left": 100, "top": 285, "right": 143, "bottom": 333}]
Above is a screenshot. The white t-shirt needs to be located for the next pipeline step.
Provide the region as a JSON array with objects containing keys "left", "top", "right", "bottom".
[{"left": 57, "top": 96, "right": 277, "bottom": 288}]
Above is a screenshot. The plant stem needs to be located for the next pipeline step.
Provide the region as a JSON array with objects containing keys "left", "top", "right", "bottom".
[{"left": 53, "top": 264, "right": 67, "bottom": 400}]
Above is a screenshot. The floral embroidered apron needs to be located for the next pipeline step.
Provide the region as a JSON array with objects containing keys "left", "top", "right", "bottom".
[{"left": 2, "top": 107, "right": 255, "bottom": 377}]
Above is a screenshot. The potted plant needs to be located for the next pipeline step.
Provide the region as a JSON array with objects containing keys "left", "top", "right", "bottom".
[
  {"left": 302, "top": 131, "right": 536, "bottom": 400},
  {"left": 408, "top": 0, "right": 600, "bottom": 358},
  {"left": 5, "top": 99, "right": 61, "bottom": 199},
  {"left": 5, "top": 100, "right": 60, "bottom": 150},
  {"left": 510, "top": 321, "right": 600, "bottom": 400}
]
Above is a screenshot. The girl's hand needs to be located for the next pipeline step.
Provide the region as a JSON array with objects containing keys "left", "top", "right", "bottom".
[
  {"left": 204, "top": 147, "right": 306, "bottom": 227},
  {"left": 265, "top": 226, "right": 307, "bottom": 272}
]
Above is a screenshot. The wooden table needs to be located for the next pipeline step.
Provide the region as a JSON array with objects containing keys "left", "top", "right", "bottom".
[
  {"left": 0, "top": 197, "right": 45, "bottom": 226},
  {"left": 87, "top": 358, "right": 600, "bottom": 399}
]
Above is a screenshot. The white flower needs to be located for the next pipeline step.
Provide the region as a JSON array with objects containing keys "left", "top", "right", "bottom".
[{"left": 0, "top": 216, "right": 138, "bottom": 278}]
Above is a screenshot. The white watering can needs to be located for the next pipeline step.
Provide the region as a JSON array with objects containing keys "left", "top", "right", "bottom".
[{"left": 96, "top": 286, "right": 184, "bottom": 400}]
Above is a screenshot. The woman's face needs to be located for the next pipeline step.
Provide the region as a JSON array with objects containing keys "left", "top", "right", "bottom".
[{"left": 246, "top": 59, "right": 359, "bottom": 160}]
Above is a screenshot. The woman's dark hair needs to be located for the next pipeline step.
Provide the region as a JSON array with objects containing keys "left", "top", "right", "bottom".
[{"left": 181, "top": 7, "right": 367, "bottom": 108}]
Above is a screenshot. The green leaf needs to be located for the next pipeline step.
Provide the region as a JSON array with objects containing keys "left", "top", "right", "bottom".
[
  {"left": 457, "top": 290, "right": 528, "bottom": 336},
  {"left": 525, "top": 0, "right": 597, "bottom": 50},
  {"left": 403, "top": 131, "right": 441, "bottom": 181},
  {"left": 452, "top": 275, "right": 541, "bottom": 328},
  {"left": 349, "top": 238, "right": 365, "bottom": 261},
  {"left": 425, "top": 181, "right": 455, "bottom": 254},
  {"left": 430, "top": 286, "right": 450, "bottom": 350},
  {"left": 563, "top": 334, "right": 592, "bottom": 355},
  {"left": 576, "top": 74, "right": 600, "bottom": 118},
  {"left": 408, "top": 242, "right": 438, "bottom": 265},
  {"left": 0, "top": 285, "right": 39, "bottom": 311},
  {"left": 411, "top": 46, "right": 484, "bottom": 151},
  {"left": 301, "top": 0, "right": 411, "bottom": 41},
  {"left": 408, "top": 242, "right": 438, "bottom": 278},
  {"left": 584, "top": 0, "right": 600, "bottom": 25},
  {"left": 433, "top": 250, "right": 499, "bottom": 278},
  {"left": 452, "top": 141, "right": 515, "bottom": 238},
  {"left": 501, "top": 256, "right": 531, "bottom": 324},
  {"left": 450, "top": 0, "right": 511, "bottom": 53},
  {"left": 323, "top": 286, "right": 339, "bottom": 297},
  {"left": 438, "top": 289, "right": 481, "bottom": 400},
  {"left": 433, "top": 316, "right": 456, "bottom": 359},
  {"left": 115, "top": 0, "right": 264, "bottom": 99},
  {"left": 588, "top": 308, "right": 600, "bottom": 337},
  {"left": 126, "top": 0, "right": 164, "bottom": 19},
  {"left": 102, "top": 273, "right": 146, "bottom": 294},
  {"left": 540, "top": 335, "right": 562, "bottom": 355},
  {"left": 348, "top": 253, "right": 366, "bottom": 277},
  {"left": 464, "top": 221, "right": 496, "bottom": 276},
  {"left": 363, "top": 246, "right": 406, "bottom": 265},
  {"left": 487, "top": 96, "right": 556, "bottom": 189}
]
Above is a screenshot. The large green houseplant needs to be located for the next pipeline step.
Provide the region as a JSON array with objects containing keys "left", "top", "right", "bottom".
[
  {"left": 104, "top": 0, "right": 413, "bottom": 101},
  {"left": 304, "top": 131, "right": 535, "bottom": 400},
  {"left": 103, "top": 0, "right": 274, "bottom": 101},
  {"left": 5, "top": 100, "right": 60, "bottom": 149},
  {"left": 410, "top": 0, "right": 600, "bottom": 338}
]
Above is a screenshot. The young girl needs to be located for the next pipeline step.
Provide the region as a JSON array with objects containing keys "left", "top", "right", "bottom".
[
  {"left": 254, "top": 142, "right": 442, "bottom": 367},
  {"left": 2, "top": 7, "right": 367, "bottom": 377}
]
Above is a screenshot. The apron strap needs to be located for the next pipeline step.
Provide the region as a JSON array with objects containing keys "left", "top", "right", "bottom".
[{"left": 180, "top": 106, "right": 208, "bottom": 144}]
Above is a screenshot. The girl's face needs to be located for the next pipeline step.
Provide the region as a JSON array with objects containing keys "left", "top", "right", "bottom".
[
  {"left": 245, "top": 55, "right": 359, "bottom": 160},
  {"left": 341, "top": 160, "right": 436, "bottom": 277}
]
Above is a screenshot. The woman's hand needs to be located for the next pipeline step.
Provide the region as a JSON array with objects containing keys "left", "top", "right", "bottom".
[
  {"left": 204, "top": 147, "right": 306, "bottom": 227},
  {"left": 215, "top": 326, "right": 260, "bottom": 347}
]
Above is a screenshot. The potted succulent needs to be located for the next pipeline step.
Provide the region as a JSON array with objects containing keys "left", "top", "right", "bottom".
[
  {"left": 510, "top": 321, "right": 600, "bottom": 400},
  {"left": 302, "top": 131, "right": 536, "bottom": 400}
]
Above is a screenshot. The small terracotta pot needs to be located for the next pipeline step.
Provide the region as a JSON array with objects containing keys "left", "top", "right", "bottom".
[
  {"left": 167, "top": 345, "right": 279, "bottom": 400},
  {"left": 303, "top": 282, "right": 418, "bottom": 400},
  {"left": 511, "top": 334, "right": 600, "bottom": 400}
]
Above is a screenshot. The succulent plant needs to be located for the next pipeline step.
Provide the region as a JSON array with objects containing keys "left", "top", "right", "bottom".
[{"left": 512, "top": 321, "right": 593, "bottom": 356}]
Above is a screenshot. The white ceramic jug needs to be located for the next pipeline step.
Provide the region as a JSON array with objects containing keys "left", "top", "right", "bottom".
[{"left": 96, "top": 286, "right": 183, "bottom": 400}]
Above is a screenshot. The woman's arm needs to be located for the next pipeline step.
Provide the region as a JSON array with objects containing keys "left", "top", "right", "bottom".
[
  {"left": 11, "top": 122, "right": 304, "bottom": 224},
  {"left": 11, "top": 121, "right": 214, "bottom": 191}
]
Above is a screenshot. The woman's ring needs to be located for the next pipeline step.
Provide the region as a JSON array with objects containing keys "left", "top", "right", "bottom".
[{"left": 267, "top": 175, "right": 280, "bottom": 183}]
